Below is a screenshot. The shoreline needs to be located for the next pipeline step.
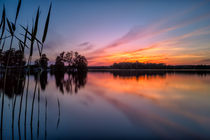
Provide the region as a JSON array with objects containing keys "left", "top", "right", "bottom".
[
  {"left": 1, "top": 67, "right": 210, "bottom": 72},
  {"left": 88, "top": 69, "right": 210, "bottom": 72}
]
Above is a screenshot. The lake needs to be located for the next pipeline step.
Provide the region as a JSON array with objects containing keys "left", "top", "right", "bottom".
[{"left": 0, "top": 70, "right": 210, "bottom": 139}]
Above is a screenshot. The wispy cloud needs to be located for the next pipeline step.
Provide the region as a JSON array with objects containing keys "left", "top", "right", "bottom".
[
  {"left": 86, "top": 1, "right": 210, "bottom": 66},
  {"left": 87, "top": 24, "right": 210, "bottom": 66},
  {"left": 88, "top": 1, "right": 210, "bottom": 58},
  {"left": 198, "top": 59, "right": 210, "bottom": 64},
  {"left": 79, "top": 42, "right": 90, "bottom": 47},
  {"left": 78, "top": 42, "right": 94, "bottom": 51}
]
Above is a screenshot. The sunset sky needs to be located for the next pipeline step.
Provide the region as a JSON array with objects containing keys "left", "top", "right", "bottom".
[{"left": 1, "top": 0, "right": 210, "bottom": 66}]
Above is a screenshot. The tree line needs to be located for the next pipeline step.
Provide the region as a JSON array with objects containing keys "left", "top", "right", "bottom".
[
  {"left": 89, "top": 62, "right": 210, "bottom": 69},
  {"left": 111, "top": 62, "right": 210, "bottom": 69},
  {"left": 0, "top": 49, "right": 88, "bottom": 72},
  {"left": 112, "top": 62, "right": 166, "bottom": 69},
  {"left": 0, "top": 0, "right": 87, "bottom": 73},
  {"left": 33, "top": 51, "right": 88, "bottom": 72}
]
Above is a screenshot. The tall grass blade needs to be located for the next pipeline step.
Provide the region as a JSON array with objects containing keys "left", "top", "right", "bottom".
[
  {"left": 36, "top": 40, "right": 41, "bottom": 56},
  {"left": 30, "top": 26, "right": 34, "bottom": 56},
  {"left": 33, "top": 7, "right": 40, "bottom": 39},
  {"left": 12, "top": 23, "right": 16, "bottom": 31},
  {"left": 23, "top": 26, "right": 28, "bottom": 52},
  {"left": 19, "top": 40, "right": 24, "bottom": 52},
  {"left": 1, "top": 36, "right": 6, "bottom": 50},
  {"left": 12, "top": 95, "right": 17, "bottom": 140},
  {"left": 14, "top": 35, "right": 29, "bottom": 48},
  {"left": 42, "top": 3, "right": 52, "bottom": 43},
  {"left": 0, "top": 5, "right": 5, "bottom": 30},
  {"left": 6, "top": 18, "right": 14, "bottom": 36},
  {"left": 18, "top": 40, "right": 22, "bottom": 50},
  {"left": 23, "top": 26, "right": 28, "bottom": 44},
  {"left": 20, "top": 25, "right": 42, "bottom": 44},
  {"left": 0, "top": 5, "right": 6, "bottom": 45},
  {"left": 20, "top": 25, "right": 32, "bottom": 35},
  {"left": 15, "top": 0, "right": 22, "bottom": 24},
  {"left": 0, "top": 20, "right": 5, "bottom": 39},
  {"left": 20, "top": 33, "right": 41, "bottom": 46}
]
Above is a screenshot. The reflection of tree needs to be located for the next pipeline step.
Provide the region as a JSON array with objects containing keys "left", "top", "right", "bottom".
[
  {"left": 53, "top": 71, "right": 87, "bottom": 94},
  {"left": 1, "top": 69, "right": 87, "bottom": 96},
  {"left": 0, "top": 70, "right": 25, "bottom": 98},
  {"left": 54, "top": 71, "right": 65, "bottom": 93},
  {"left": 33, "top": 71, "right": 48, "bottom": 91},
  {"left": 33, "top": 70, "right": 87, "bottom": 94},
  {"left": 40, "top": 71, "right": 48, "bottom": 90},
  {"left": 112, "top": 70, "right": 166, "bottom": 80}
]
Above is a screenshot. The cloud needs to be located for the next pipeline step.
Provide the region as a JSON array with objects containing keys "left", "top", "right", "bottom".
[
  {"left": 44, "top": 30, "right": 66, "bottom": 51},
  {"left": 87, "top": 24, "right": 210, "bottom": 66},
  {"left": 87, "top": 8, "right": 210, "bottom": 66},
  {"left": 88, "top": 2, "right": 210, "bottom": 57},
  {"left": 78, "top": 42, "right": 94, "bottom": 51},
  {"left": 124, "top": 44, "right": 159, "bottom": 54},
  {"left": 78, "top": 42, "right": 90, "bottom": 47},
  {"left": 106, "top": 13, "right": 210, "bottom": 50},
  {"left": 198, "top": 59, "right": 210, "bottom": 64},
  {"left": 28, "top": 29, "right": 68, "bottom": 62}
]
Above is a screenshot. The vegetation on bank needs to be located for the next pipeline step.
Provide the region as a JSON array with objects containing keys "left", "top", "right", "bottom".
[
  {"left": 33, "top": 51, "right": 88, "bottom": 72},
  {"left": 88, "top": 62, "right": 210, "bottom": 69},
  {"left": 0, "top": 0, "right": 87, "bottom": 72},
  {"left": 0, "top": 0, "right": 207, "bottom": 72},
  {"left": 0, "top": 50, "right": 88, "bottom": 72},
  {"left": 0, "top": 0, "right": 52, "bottom": 69},
  {"left": 0, "top": 2, "right": 87, "bottom": 139},
  {"left": 52, "top": 51, "right": 88, "bottom": 71},
  {"left": 0, "top": 48, "right": 26, "bottom": 67},
  {"left": 112, "top": 62, "right": 165, "bottom": 69}
]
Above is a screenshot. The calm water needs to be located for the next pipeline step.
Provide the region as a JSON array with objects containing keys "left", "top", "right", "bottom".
[{"left": 0, "top": 70, "right": 210, "bottom": 139}]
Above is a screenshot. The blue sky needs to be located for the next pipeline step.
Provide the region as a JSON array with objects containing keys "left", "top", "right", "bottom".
[{"left": 1, "top": 0, "right": 210, "bottom": 65}]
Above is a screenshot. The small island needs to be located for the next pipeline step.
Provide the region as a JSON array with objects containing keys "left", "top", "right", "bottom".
[{"left": 88, "top": 61, "right": 210, "bottom": 72}]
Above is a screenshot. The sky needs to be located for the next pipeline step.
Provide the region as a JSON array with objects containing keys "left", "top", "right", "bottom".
[{"left": 0, "top": 0, "right": 210, "bottom": 66}]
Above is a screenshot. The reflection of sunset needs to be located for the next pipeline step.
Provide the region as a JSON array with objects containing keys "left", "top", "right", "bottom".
[
  {"left": 87, "top": 72, "right": 210, "bottom": 101},
  {"left": 1, "top": 0, "right": 210, "bottom": 138},
  {"left": 85, "top": 72, "right": 210, "bottom": 135}
]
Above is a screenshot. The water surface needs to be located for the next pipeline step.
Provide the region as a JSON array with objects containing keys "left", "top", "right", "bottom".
[{"left": 0, "top": 71, "right": 210, "bottom": 139}]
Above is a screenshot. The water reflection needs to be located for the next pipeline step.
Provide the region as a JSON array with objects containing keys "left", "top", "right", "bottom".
[
  {"left": 0, "top": 70, "right": 26, "bottom": 98},
  {"left": 0, "top": 70, "right": 87, "bottom": 140},
  {"left": 0, "top": 70, "right": 87, "bottom": 98},
  {"left": 89, "top": 69, "right": 210, "bottom": 80},
  {"left": 0, "top": 70, "right": 210, "bottom": 139},
  {"left": 86, "top": 71, "right": 210, "bottom": 138},
  {"left": 50, "top": 71, "right": 87, "bottom": 94},
  {"left": 1, "top": 70, "right": 209, "bottom": 98}
]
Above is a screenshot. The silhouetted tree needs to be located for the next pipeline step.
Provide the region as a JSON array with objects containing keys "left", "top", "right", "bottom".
[
  {"left": 15, "top": 50, "right": 26, "bottom": 66},
  {"left": 64, "top": 51, "right": 73, "bottom": 67},
  {"left": 55, "top": 52, "right": 65, "bottom": 70},
  {"left": 72, "top": 52, "right": 88, "bottom": 71},
  {"left": 0, "top": 49, "right": 26, "bottom": 67},
  {"left": 112, "top": 62, "right": 166, "bottom": 69},
  {"left": 54, "top": 51, "right": 87, "bottom": 71},
  {"left": 39, "top": 54, "right": 49, "bottom": 69},
  {"left": 34, "top": 54, "right": 49, "bottom": 69}
]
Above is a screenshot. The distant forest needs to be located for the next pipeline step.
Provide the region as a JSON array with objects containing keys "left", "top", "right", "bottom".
[{"left": 88, "top": 62, "right": 210, "bottom": 69}]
